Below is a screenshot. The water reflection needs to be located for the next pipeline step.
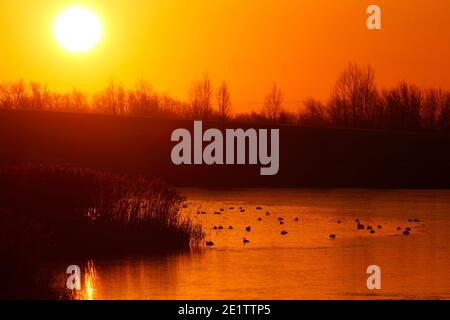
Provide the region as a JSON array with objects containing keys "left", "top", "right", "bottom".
[{"left": 55, "top": 189, "right": 450, "bottom": 300}]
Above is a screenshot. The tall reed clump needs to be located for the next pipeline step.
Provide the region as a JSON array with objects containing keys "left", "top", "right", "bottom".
[{"left": 0, "top": 164, "right": 204, "bottom": 297}]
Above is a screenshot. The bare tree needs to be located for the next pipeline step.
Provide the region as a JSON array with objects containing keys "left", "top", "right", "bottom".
[
  {"left": 0, "top": 81, "right": 11, "bottom": 108},
  {"left": 216, "top": 81, "right": 231, "bottom": 121},
  {"left": 10, "top": 79, "right": 28, "bottom": 109},
  {"left": 382, "top": 82, "right": 422, "bottom": 130},
  {"left": 329, "top": 63, "right": 378, "bottom": 127},
  {"left": 299, "top": 98, "right": 329, "bottom": 127},
  {"left": 264, "top": 83, "right": 283, "bottom": 123},
  {"left": 71, "top": 89, "right": 89, "bottom": 112},
  {"left": 93, "top": 80, "right": 127, "bottom": 114},
  {"left": 29, "top": 81, "right": 50, "bottom": 110},
  {"left": 128, "top": 79, "right": 159, "bottom": 116},
  {"left": 189, "top": 74, "right": 213, "bottom": 119}
]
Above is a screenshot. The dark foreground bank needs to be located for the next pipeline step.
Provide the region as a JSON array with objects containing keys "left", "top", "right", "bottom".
[{"left": 0, "top": 165, "right": 203, "bottom": 299}]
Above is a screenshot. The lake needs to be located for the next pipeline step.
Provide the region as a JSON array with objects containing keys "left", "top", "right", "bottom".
[{"left": 65, "top": 189, "right": 450, "bottom": 300}]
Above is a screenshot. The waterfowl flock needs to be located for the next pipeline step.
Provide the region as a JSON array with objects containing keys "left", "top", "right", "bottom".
[{"left": 189, "top": 204, "right": 423, "bottom": 247}]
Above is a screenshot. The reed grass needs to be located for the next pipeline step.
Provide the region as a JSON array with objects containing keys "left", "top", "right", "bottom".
[{"left": 0, "top": 164, "right": 204, "bottom": 298}]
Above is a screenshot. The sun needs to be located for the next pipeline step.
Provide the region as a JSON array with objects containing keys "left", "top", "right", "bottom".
[{"left": 54, "top": 6, "right": 103, "bottom": 53}]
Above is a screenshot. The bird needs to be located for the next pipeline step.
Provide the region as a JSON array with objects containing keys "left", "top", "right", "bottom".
[
  {"left": 256, "top": 207, "right": 263, "bottom": 210},
  {"left": 246, "top": 226, "right": 251, "bottom": 232},
  {"left": 243, "top": 237, "right": 250, "bottom": 244},
  {"left": 403, "top": 230, "right": 410, "bottom": 236},
  {"left": 258, "top": 218, "right": 262, "bottom": 221},
  {"left": 229, "top": 207, "right": 234, "bottom": 210},
  {"left": 370, "top": 230, "right": 375, "bottom": 234},
  {"left": 220, "top": 208, "right": 224, "bottom": 212},
  {"left": 355, "top": 219, "right": 360, "bottom": 223},
  {"left": 413, "top": 218, "right": 420, "bottom": 222},
  {"left": 228, "top": 226, "right": 233, "bottom": 230},
  {"left": 280, "top": 221, "right": 284, "bottom": 225},
  {"left": 281, "top": 231, "right": 288, "bottom": 236},
  {"left": 330, "top": 234, "right": 336, "bottom": 239},
  {"left": 206, "top": 241, "right": 215, "bottom": 246},
  {"left": 294, "top": 218, "right": 299, "bottom": 222},
  {"left": 377, "top": 225, "right": 382, "bottom": 229},
  {"left": 408, "top": 219, "right": 413, "bottom": 222},
  {"left": 367, "top": 226, "right": 373, "bottom": 230},
  {"left": 266, "top": 211, "right": 270, "bottom": 216},
  {"left": 357, "top": 224, "right": 365, "bottom": 230},
  {"left": 218, "top": 226, "right": 224, "bottom": 230},
  {"left": 397, "top": 227, "right": 402, "bottom": 231},
  {"left": 405, "top": 227, "right": 411, "bottom": 232},
  {"left": 240, "top": 209, "right": 246, "bottom": 213},
  {"left": 337, "top": 220, "right": 341, "bottom": 224},
  {"left": 213, "top": 226, "right": 218, "bottom": 230},
  {"left": 278, "top": 217, "right": 284, "bottom": 221}
]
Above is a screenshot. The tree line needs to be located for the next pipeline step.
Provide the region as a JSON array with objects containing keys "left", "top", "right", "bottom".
[{"left": 1, "top": 64, "right": 450, "bottom": 131}]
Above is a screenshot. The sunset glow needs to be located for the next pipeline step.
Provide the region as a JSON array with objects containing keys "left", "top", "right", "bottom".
[{"left": 1, "top": 0, "right": 450, "bottom": 110}]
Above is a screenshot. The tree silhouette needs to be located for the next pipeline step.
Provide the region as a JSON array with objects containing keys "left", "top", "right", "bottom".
[
  {"left": 189, "top": 75, "right": 213, "bottom": 119},
  {"left": 216, "top": 81, "right": 231, "bottom": 121},
  {"left": 264, "top": 83, "right": 283, "bottom": 124}
]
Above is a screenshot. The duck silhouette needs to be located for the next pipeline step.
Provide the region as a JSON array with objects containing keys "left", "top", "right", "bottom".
[
  {"left": 243, "top": 237, "right": 250, "bottom": 244},
  {"left": 246, "top": 226, "right": 251, "bottom": 232},
  {"left": 330, "top": 234, "right": 336, "bottom": 239},
  {"left": 206, "top": 241, "right": 215, "bottom": 246},
  {"left": 281, "top": 231, "right": 288, "bottom": 236}
]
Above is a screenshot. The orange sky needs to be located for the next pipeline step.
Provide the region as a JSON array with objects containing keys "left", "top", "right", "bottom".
[{"left": 1, "top": 0, "right": 450, "bottom": 111}]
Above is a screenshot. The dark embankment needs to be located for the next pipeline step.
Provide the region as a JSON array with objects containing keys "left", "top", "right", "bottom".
[{"left": 1, "top": 109, "right": 450, "bottom": 188}]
